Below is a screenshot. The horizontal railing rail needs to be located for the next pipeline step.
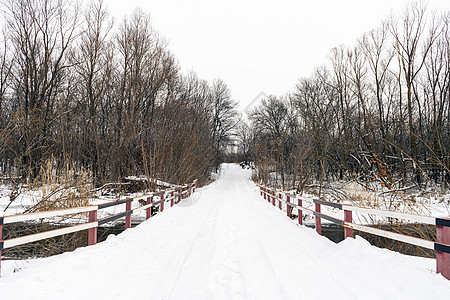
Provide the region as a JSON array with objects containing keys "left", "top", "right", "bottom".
[
  {"left": 0, "top": 179, "right": 197, "bottom": 276},
  {"left": 259, "top": 184, "right": 450, "bottom": 280},
  {"left": 1, "top": 206, "right": 98, "bottom": 224}
]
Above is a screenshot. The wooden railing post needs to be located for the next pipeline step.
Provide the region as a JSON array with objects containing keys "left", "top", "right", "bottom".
[
  {"left": 160, "top": 193, "right": 165, "bottom": 212},
  {"left": 272, "top": 191, "right": 276, "bottom": 206},
  {"left": 178, "top": 189, "right": 182, "bottom": 203},
  {"left": 125, "top": 201, "right": 132, "bottom": 229},
  {"left": 436, "top": 221, "right": 450, "bottom": 280},
  {"left": 278, "top": 193, "right": 282, "bottom": 210},
  {"left": 315, "top": 202, "right": 321, "bottom": 235},
  {"left": 286, "top": 195, "right": 291, "bottom": 218},
  {"left": 146, "top": 196, "right": 152, "bottom": 220},
  {"left": 0, "top": 219, "right": 3, "bottom": 276},
  {"left": 88, "top": 210, "right": 97, "bottom": 246},
  {"left": 170, "top": 191, "right": 174, "bottom": 207},
  {"left": 298, "top": 198, "right": 303, "bottom": 225},
  {"left": 344, "top": 210, "right": 353, "bottom": 239}
]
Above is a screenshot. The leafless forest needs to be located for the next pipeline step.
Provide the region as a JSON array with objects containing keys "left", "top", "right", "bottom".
[
  {"left": 242, "top": 3, "right": 450, "bottom": 196},
  {"left": 0, "top": 0, "right": 239, "bottom": 197},
  {"left": 1, "top": 0, "right": 449, "bottom": 206}
]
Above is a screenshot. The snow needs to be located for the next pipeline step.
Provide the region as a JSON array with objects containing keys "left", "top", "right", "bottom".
[{"left": 1, "top": 164, "right": 450, "bottom": 299}]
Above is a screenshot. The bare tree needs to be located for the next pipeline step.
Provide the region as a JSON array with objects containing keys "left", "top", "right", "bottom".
[
  {"left": 389, "top": 2, "right": 438, "bottom": 184},
  {"left": 3, "top": 0, "right": 81, "bottom": 178},
  {"left": 210, "top": 79, "right": 239, "bottom": 170}
]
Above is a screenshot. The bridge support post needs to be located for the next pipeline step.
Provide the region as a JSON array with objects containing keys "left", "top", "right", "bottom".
[
  {"left": 125, "top": 201, "right": 132, "bottom": 229},
  {"left": 146, "top": 197, "right": 152, "bottom": 220},
  {"left": 171, "top": 191, "right": 174, "bottom": 207},
  {"left": 436, "top": 222, "right": 450, "bottom": 280},
  {"left": 88, "top": 210, "right": 97, "bottom": 246},
  {"left": 272, "top": 191, "right": 275, "bottom": 206},
  {"left": 178, "top": 189, "right": 182, "bottom": 203},
  {"left": 315, "top": 203, "right": 321, "bottom": 235},
  {"left": 298, "top": 199, "right": 303, "bottom": 225},
  {"left": 160, "top": 193, "right": 165, "bottom": 212},
  {"left": 286, "top": 195, "right": 291, "bottom": 218},
  {"left": 344, "top": 210, "right": 353, "bottom": 239}
]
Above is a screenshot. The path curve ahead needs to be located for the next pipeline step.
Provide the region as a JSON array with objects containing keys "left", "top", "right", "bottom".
[{"left": 1, "top": 164, "right": 449, "bottom": 299}]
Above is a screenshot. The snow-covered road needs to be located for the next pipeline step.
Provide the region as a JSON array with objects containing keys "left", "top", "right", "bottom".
[{"left": 1, "top": 164, "right": 449, "bottom": 299}]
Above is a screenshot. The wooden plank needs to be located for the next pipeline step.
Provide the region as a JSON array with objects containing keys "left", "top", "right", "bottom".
[
  {"left": 313, "top": 199, "right": 342, "bottom": 209},
  {"left": 343, "top": 222, "right": 435, "bottom": 250},
  {"left": 2, "top": 222, "right": 98, "bottom": 249},
  {"left": 342, "top": 205, "right": 436, "bottom": 225},
  {"left": 98, "top": 198, "right": 133, "bottom": 210},
  {"left": 3, "top": 206, "right": 98, "bottom": 224},
  {"left": 98, "top": 211, "right": 132, "bottom": 226}
]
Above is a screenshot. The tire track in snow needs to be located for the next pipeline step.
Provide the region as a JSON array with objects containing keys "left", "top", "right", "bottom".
[{"left": 160, "top": 191, "right": 221, "bottom": 299}]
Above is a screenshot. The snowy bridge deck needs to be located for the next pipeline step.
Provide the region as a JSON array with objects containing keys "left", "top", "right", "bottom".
[{"left": 1, "top": 164, "right": 450, "bottom": 299}]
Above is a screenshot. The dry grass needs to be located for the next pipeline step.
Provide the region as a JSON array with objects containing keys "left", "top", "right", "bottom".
[{"left": 29, "top": 155, "right": 92, "bottom": 212}]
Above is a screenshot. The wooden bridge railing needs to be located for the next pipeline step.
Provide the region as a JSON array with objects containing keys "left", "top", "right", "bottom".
[
  {"left": 259, "top": 184, "right": 450, "bottom": 280},
  {"left": 0, "top": 180, "right": 197, "bottom": 276}
]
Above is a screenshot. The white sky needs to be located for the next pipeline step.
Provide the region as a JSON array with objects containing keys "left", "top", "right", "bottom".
[{"left": 104, "top": 0, "right": 450, "bottom": 110}]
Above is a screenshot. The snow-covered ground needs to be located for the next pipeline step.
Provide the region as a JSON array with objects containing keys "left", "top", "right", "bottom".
[{"left": 1, "top": 164, "right": 450, "bottom": 299}]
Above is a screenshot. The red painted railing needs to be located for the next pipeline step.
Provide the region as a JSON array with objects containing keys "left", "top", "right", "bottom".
[
  {"left": 259, "top": 184, "right": 450, "bottom": 280},
  {"left": 0, "top": 180, "right": 197, "bottom": 276}
]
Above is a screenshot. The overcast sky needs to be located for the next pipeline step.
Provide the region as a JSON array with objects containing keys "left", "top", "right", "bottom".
[{"left": 104, "top": 0, "right": 450, "bottom": 110}]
